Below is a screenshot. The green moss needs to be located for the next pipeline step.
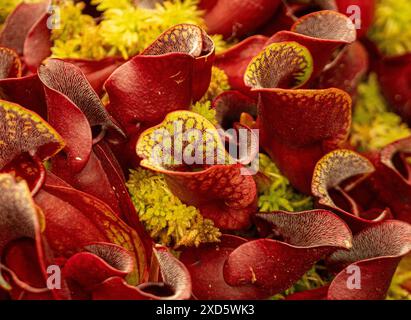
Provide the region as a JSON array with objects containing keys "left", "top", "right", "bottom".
[
  {"left": 149, "top": 0, "right": 205, "bottom": 29},
  {"left": 127, "top": 168, "right": 221, "bottom": 247},
  {"left": 351, "top": 73, "right": 411, "bottom": 152},
  {"left": 50, "top": 1, "right": 107, "bottom": 59},
  {"left": 93, "top": 0, "right": 206, "bottom": 59},
  {"left": 387, "top": 257, "right": 411, "bottom": 300},
  {"left": 50, "top": 0, "right": 230, "bottom": 60},
  {"left": 257, "top": 154, "right": 313, "bottom": 213},
  {"left": 96, "top": 5, "right": 152, "bottom": 59},
  {"left": 369, "top": 0, "right": 411, "bottom": 56},
  {"left": 191, "top": 101, "right": 217, "bottom": 126},
  {"left": 352, "top": 74, "right": 387, "bottom": 125}
]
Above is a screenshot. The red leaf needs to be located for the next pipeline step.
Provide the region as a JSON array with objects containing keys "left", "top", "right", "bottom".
[
  {"left": 39, "top": 59, "right": 124, "bottom": 137},
  {"left": 259, "top": 1, "right": 336, "bottom": 37},
  {"left": 267, "top": 10, "right": 357, "bottom": 82},
  {"left": 63, "top": 243, "right": 135, "bottom": 293},
  {"left": 317, "top": 41, "right": 369, "bottom": 97},
  {"left": 92, "top": 141, "right": 152, "bottom": 248},
  {"left": 92, "top": 246, "right": 191, "bottom": 300},
  {"left": 181, "top": 210, "right": 351, "bottom": 300},
  {"left": 0, "top": 174, "right": 42, "bottom": 290},
  {"left": 23, "top": 10, "right": 51, "bottom": 72},
  {"left": 0, "top": 1, "right": 49, "bottom": 55},
  {"left": 105, "top": 24, "right": 214, "bottom": 133},
  {"left": 326, "top": 220, "right": 411, "bottom": 300},
  {"left": 223, "top": 210, "right": 352, "bottom": 294},
  {"left": 35, "top": 174, "right": 149, "bottom": 284},
  {"left": 105, "top": 25, "right": 214, "bottom": 167},
  {"left": 3, "top": 239, "right": 55, "bottom": 300},
  {"left": 216, "top": 10, "right": 357, "bottom": 95},
  {"left": 51, "top": 139, "right": 154, "bottom": 259},
  {"left": 201, "top": 0, "right": 281, "bottom": 38},
  {"left": 256, "top": 87, "right": 352, "bottom": 194},
  {"left": 378, "top": 53, "right": 411, "bottom": 125},
  {"left": 367, "top": 137, "right": 411, "bottom": 223},
  {"left": 51, "top": 146, "right": 121, "bottom": 214},
  {"left": 42, "top": 85, "right": 92, "bottom": 172},
  {"left": 312, "top": 149, "right": 391, "bottom": 233},
  {"left": 63, "top": 57, "right": 124, "bottom": 96},
  {"left": 0, "top": 174, "right": 67, "bottom": 299},
  {"left": 38, "top": 59, "right": 125, "bottom": 172},
  {"left": 180, "top": 235, "right": 268, "bottom": 300},
  {"left": 215, "top": 36, "right": 268, "bottom": 93},
  {"left": 0, "top": 74, "right": 47, "bottom": 118},
  {"left": 243, "top": 42, "right": 353, "bottom": 194}
]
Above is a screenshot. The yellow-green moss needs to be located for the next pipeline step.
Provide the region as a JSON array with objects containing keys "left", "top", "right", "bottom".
[
  {"left": 351, "top": 73, "right": 411, "bottom": 152},
  {"left": 369, "top": 0, "right": 411, "bottom": 56},
  {"left": 50, "top": 1, "right": 107, "bottom": 59},
  {"left": 258, "top": 154, "right": 313, "bottom": 213},
  {"left": 387, "top": 256, "right": 411, "bottom": 300},
  {"left": 93, "top": 0, "right": 206, "bottom": 59},
  {"left": 51, "top": 1, "right": 230, "bottom": 60},
  {"left": 127, "top": 168, "right": 221, "bottom": 247},
  {"left": 149, "top": 0, "right": 205, "bottom": 29},
  {"left": 191, "top": 101, "right": 217, "bottom": 126}
]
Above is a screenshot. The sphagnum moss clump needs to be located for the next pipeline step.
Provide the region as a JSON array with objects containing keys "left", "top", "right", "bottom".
[
  {"left": 191, "top": 101, "right": 217, "bottom": 126},
  {"left": 351, "top": 73, "right": 411, "bottom": 152},
  {"left": 51, "top": 1, "right": 107, "bottom": 59},
  {"left": 94, "top": 0, "right": 220, "bottom": 59},
  {"left": 386, "top": 248, "right": 411, "bottom": 300},
  {"left": 257, "top": 154, "right": 313, "bottom": 213},
  {"left": 51, "top": 0, "right": 230, "bottom": 60},
  {"left": 369, "top": 0, "right": 411, "bottom": 56},
  {"left": 127, "top": 168, "right": 221, "bottom": 248}
]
